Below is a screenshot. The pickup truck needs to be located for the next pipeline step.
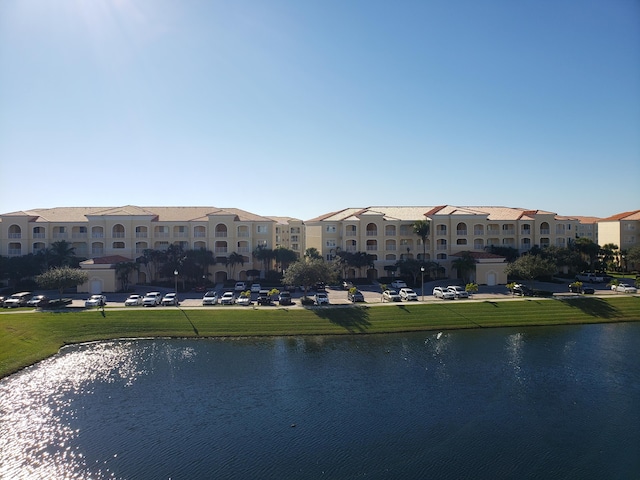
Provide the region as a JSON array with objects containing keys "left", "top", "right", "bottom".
[{"left": 575, "top": 273, "right": 604, "bottom": 283}]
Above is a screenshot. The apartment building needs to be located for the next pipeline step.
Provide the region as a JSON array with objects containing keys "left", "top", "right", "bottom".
[
  {"left": 597, "top": 210, "right": 640, "bottom": 253},
  {"left": 305, "top": 205, "right": 578, "bottom": 285},
  {"left": 573, "top": 216, "right": 600, "bottom": 244},
  {"left": 267, "top": 216, "right": 305, "bottom": 256},
  {"left": 0, "top": 206, "right": 277, "bottom": 285}
]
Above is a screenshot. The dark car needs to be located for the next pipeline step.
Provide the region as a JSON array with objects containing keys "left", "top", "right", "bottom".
[
  {"left": 278, "top": 291, "right": 292, "bottom": 306},
  {"left": 582, "top": 286, "right": 595, "bottom": 294},
  {"left": 257, "top": 290, "right": 272, "bottom": 306},
  {"left": 347, "top": 289, "right": 365, "bottom": 302},
  {"left": 512, "top": 284, "right": 533, "bottom": 296}
]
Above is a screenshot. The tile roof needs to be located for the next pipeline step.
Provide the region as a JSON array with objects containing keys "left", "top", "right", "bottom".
[
  {"left": 598, "top": 210, "right": 640, "bottom": 222},
  {"left": 1, "top": 206, "right": 274, "bottom": 223}
]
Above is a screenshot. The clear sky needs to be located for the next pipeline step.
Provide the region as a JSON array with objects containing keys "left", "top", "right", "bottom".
[{"left": 1, "top": 0, "right": 639, "bottom": 221}]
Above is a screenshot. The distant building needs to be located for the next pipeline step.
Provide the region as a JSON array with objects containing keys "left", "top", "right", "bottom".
[{"left": 597, "top": 210, "right": 640, "bottom": 254}]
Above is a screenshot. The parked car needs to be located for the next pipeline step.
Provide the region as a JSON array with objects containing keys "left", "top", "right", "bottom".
[
  {"left": 85, "top": 295, "right": 106, "bottom": 307},
  {"left": 347, "top": 289, "right": 365, "bottom": 302},
  {"left": 161, "top": 293, "right": 179, "bottom": 306},
  {"left": 251, "top": 283, "right": 262, "bottom": 293},
  {"left": 342, "top": 280, "right": 354, "bottom": 290},
  {"left": 399, "top": 288, "right": 418, "bottom": 301},
  {"left": 511, "top": 284, "right": 533, "bottom": 296},
  {"left": 142, "top": 292, "right": 162, "bottom": 307},
  {"left": 582, "top": 286, "right": 595, "bottom": 294},
  {"left": 257, "top": 290, "right": 272, "bottom": 306},
  {"left": 382, "top": 289, "right": 402, "bottom": 302},
  {"left": 614, "top": 283, "right": 637, "bottom": 293},
  {"left": 315, "top": 292, "right": 329, "bottom": 305},
  {"left": 278, "top": 291, "right": 293, "bottom": 305},
  {"left": 202, "top": 291, "right": 219, "bottom": 306},
  {"left": 237, "top": 295, "right": 252, "bottom": 306},
  {"left": 315, "top": 282, "right": 326, "bottom": 291},
  {"left": 220, "top": 292, "right": 235, "bottom": 305},
  {"left": 234, "top": 282, "right": 247, "bottom": 292},
  {"left": 433, "top": 287, "right": 455, "bottom": 300},
  {"left": 447, "top": 286, "right": 469, "bottom": 299},
  {"left": 26, "top": 295, "right": 49, "bottom": 307},
  {"left": 124, "top": 294, "right": 144, "bottom": 306},
  {"left": 391, "top": 280, "right": 408, "bottom": 289},
  {"left": 3, "top": 292, "right": 32, "bottom": 308}
]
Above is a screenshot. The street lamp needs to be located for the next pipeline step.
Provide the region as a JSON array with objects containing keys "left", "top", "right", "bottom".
[
  {"left": 421, "top": 266, "right": 425, "bottom": 302},
  {"left": 174, "top": 270, "right": 178, "bottom": 298}
]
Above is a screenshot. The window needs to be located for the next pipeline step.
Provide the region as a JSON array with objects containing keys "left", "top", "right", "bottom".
[
  {"left": 113, "top": 242, "right": 125, "bottom": 249},
  {"left": 326, "top": 240, "right": 336, "bottom": 248},
  {"left": 257, "top": 225, "right": 268, "bottom": 234},
  {"left": 326, "top": 225, "right": 337, "bottom": 233}
]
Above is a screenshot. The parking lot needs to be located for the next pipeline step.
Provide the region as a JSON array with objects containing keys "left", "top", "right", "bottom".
[{"left": 62, "top": 279, "right": 633, "bottom": 309}]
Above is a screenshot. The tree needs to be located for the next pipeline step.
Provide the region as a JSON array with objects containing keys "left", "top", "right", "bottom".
[
  {"left": 574, "top": 237, "right": 600, "bottom": 270},
  {"left": 36, "top": 267, "right": 88, "bottom": 299},
  {"left": 304, "top": 247, "right": 322, "bottom": 261},
  {"left": 627, "top": 245, "right": 640, "bottom": 271},
  {"left": 274, "top": 247, "right": 298, "bottom": 272},
  {"left": 227, "top": 252, "right": 244, "bottom": 279},
  {"left": 47, "top": 240, "right": 77, "bottom": 267},
  {"left": 451, "top": 252, "right": 476, "bottom": 283},
  {"left": 282, "top": 259, "right": 338, "bottom": 298},
  {"left": 253, "top": 245, "right": 274, "bottom": 274},
  {"left": 504, "top": 254, "right": 557, "bottom": 286},
  {"left": 600, "top": 243, "right": 619, "bottom": 271},
  {"left": 412, "top": 220, "right": 431, "bottom": 260},
  {"left": 115, "top": 261, "right": 139, "bottom": 292}
]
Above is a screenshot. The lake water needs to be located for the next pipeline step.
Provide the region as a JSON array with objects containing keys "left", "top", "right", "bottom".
[{"left": 1, "top": 323, "right": 639, "bottom": 479}]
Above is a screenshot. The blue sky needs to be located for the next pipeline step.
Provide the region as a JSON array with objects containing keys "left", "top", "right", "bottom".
[{"left": 1, "top": 0, "right": 639, "bottom": 220}]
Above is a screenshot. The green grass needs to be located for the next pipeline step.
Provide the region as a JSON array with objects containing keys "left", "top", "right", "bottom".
[{"left": 1, "top": 296, "right": 639, "bottom": 378}]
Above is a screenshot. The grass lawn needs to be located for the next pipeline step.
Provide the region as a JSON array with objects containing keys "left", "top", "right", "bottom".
[{"left": 1, "top": 296, "right": 639, "bottom": 378}]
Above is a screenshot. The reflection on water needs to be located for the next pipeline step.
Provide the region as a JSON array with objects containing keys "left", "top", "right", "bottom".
[{"left": 1, "top": 324, "right": 639, "bottom": 479}]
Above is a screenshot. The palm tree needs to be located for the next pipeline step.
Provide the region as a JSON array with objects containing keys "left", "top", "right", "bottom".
[
  {"left": 412, "top": 220, "right": 431, "bottom": 261},
  {"left": 227, "top": 252, "right": 244, "bottom": 279},
  {"left": 451, "top": 252, "right": 476, "bottom": 283},
  {"left": 304, "top": 247, "right": 322, "bottom": 261},
  {"left": 115, "top": 261, "right": 139, "bottom": 291},
  {"left": 47, "top": 240, "right": 76, "bottom": 267}
]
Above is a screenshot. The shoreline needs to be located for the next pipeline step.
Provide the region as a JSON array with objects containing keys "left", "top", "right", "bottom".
[{"left": 2, "top": 295, "right": 639, "bottom": 379}]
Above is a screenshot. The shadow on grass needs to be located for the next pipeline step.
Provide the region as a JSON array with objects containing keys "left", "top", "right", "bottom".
[
  {"left": 559, "top": 297, "right": 621, "bottom": 318},
  {"left": 310, "top": 306, "right": 371, "bottom": 333},
  {"left": 177, "top": 306, "right": 199, "bottom": 335}
]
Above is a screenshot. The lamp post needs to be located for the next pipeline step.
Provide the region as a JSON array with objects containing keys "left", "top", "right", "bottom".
[
  {"left": 421, "top": 266, "right": 425, "bottom": 302},
  {"left": 174, "top": 270, "right": 178, "bottom": 298}
]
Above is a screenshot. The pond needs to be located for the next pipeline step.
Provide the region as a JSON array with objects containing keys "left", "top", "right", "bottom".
[{"left": 1, "top": 323, "right": 639, "bottom": 479}]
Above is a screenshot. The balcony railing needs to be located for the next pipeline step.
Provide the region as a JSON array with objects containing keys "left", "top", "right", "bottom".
[
  {"left": 113, "top": 232, "right": 125, "bottom": 238},
  {"left": 237, "top": 231, "right": 250, "bottom": 237},
  {"left": 155, "top": 232, "right": 169, "bottom": 238},
  {"left": 33, "top": 233, "right": 46, "bottom": 238},
  {"left": 214, "top": 248, "right": 228, "bottom": 254},
  {"left": 8, "top": 233, "right": 22, "bottom": 239},
  {"left": 136, "top": 232, "right": 148, "bottom": 238},
  {"left": 436, "top": 230, "right": 447, "bottom": 236},
  {"left": 92, "top": 248, "right": 104, "bottom": 255},
  {"left": 366, "top": 230, "right": 378, "bottom": 236},
  {"left": 345, "top": 231, "right": 357, "bottom": 236},
  {"left": 92, "top": 233, "right": 104, "bottom": 238},
  {"left": 174, "top": 232, "right": 188, "bottom": 238},
  {"left": 53, "top": 233, "right": 68, "bottom": 239},
  {"left": 8, "top": 248, "right": 22, "bottom": 255},
  {"left": 215, "top": 232, "right": 228, "bottom": 237},
  {"left": 474, "top": 229, "right": 484, "bottom": 235},
  {"left": 456, "top": 230, "right": 467, "bottom": 236},
  {"left": 540, "top": 229, "right": 550, "bottom": 235},
  {"left": 238, "top": 247, "right": 250, "bottom": 253},
  {"left": 366, "top": 245, "right": 377, "bottom": 251},
  {"left": 502, "top": 229, "right": 515, "bottom": 235},
  {"left": 72, "top": 233, "right": 87, "bottom": 238},
  {"left": 386, "top": 245, "right": 396, "bottom": 251},
  {"left": 486, "top": 229, "right": 500, "bottom": 235}
]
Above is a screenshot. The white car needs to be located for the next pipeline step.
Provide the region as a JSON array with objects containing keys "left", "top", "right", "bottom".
[
  {"left": 382, "top": 290, "right": 402, "bottom": 302},
  {"left": 237, "top": 295, "right": 252, "bottom": 306},
  {"left": 391, "top": 280, "right": 408, "bottom": 289},
  {"left": 614, "top": 283, "right": 637, "bottom": 293},
  {"left": 315, "top": 292, "right": 329, "bottom": 305},
  {"left": 85, "top": 295, "right": 106, "bottom": 307},
  {"left": 250, "top": 284, "right": 262, "bottom": 293},
  {"left": 234, "top": 282, "right": 247, "bottom": 292},
  {"left": 447, "top": 286, "right": 469, "bottom": 299},
  {"left": 3, "top": 292, "right": 32, "bottom": 308},
  {"left": 220, "top": 292, "right": 235, "bottom": 305},
  {"left": 124, "top": 294, "right": 143, "bottom": 306},
  {"left": 433, "top": 287, "right": 455, "bottom": 300},
  {"left": 143, "top": 292, "right": 162, "bottom": 307},
  {"left": 202, "top": 291, "right": 219, "bottom": 305},
  {"left": 399, "top": 288, "right": 418, "bottom": 301},
  {"left": 161, "top": 293, "right": 179, "bottom": 306}
]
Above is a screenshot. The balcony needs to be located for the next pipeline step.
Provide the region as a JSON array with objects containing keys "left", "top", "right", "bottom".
[
  {"left": 385, "top": 245, "right": 396, "bottom": 251},
  {"left": 486, "top": 229, "right": 500, "bottom": 235},
  {"left": 456, "top": 230, "right": 467, "bottom": 236},
  {"left": 366, "top": 230, "right": 378, "bottom": 236},
  {"left": 366, "top": 245, "right": 377, "bottom": 251},
  {"left": 136, "top": 232, "right": 148, "bottom": 238},
  {"left": 33, "top": 233, "right": 46, "bottom": 239},
  {"left": 72, "top": 233, "right": 87, "bottom": 239},
  {"left": 155, "top": 232, "right": 169, "bottom": 238},
  {"left": 92, "top": 233, "right": 104, "bottom": 238},
  {"left": 237, "top": 231, "right": 250, "bottom": 237},
  {"left": 540, "top": 229, "right": 550, "bottom": 235},
  {"left": 473, "top": 229, "right": 484, "bottom": 235},
  {"left": 215, "top": 232, "right": 228, "bottom": 238},
  {"left": 214, "top": 247, "right": 228, "bottom": 254},
  {"left": 92, "top": 248, "right": 104, "bottom": 255},
  {"left": 238, "top": 247, "right": 250, "bottom": 253},
  {"left": 174, "top": 232, "right": 188, "bottom": 238},
  {"left": 502, "top": 229, "right": 515, "bottom": 235},
  {"left": 8, "top": 233, "right": 22, "bottom": 239},
  {"left": 345, "top": 231, "right": 357, "bottom": 236},
  {"left": 53, "top": 233, "right": 68, "bottom": 239},
  {"left": 113, "top": 232, "right": 125, "bottom": 238}
]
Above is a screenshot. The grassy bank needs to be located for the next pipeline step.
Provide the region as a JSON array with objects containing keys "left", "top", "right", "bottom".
[{"left": 1, "top": 296, "right": 639, "bottom": 378}]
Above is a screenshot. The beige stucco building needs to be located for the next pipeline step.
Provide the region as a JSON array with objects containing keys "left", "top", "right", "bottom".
[
  {"left": 597, "top": 210, "right": 640, "bottom": 269},
  {"left": 0, "top": 206, "right": 285, "bottom": 291},
  {"left": 305, "top": 205, "right": 579, "bottom": 285}
]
